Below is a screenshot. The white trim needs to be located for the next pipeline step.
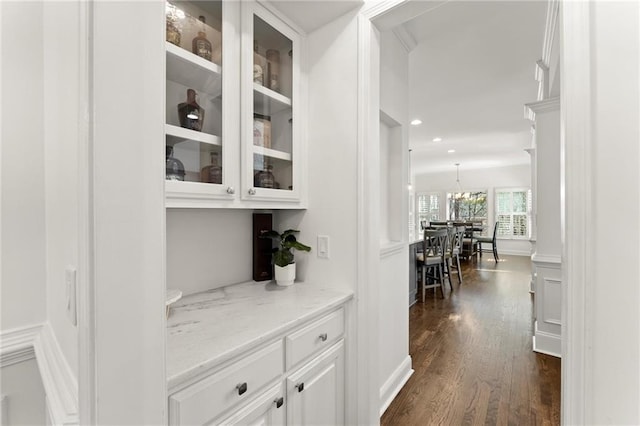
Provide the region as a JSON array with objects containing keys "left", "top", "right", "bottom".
[
  {"left": 391, "top": 25, "right": 416, "bottom": 52},
  {"left": 561, "top": 2, "right": 592, "bottom": 423},
  {"left": 380, "top": 242, "right": 404, "bottom": 258},
  {"left": 0, "top": 324, "right": 41, "bottom": 368},
  {"left": 356, "top": 11, "right": 384, "bottom": 425},
  {"left": 34, "top": 324, "right": 79, "bottom": 426},
  {"left": 77, "top": 1, "right": 96, "bottom": 423},
  {"left": 361, "top": 0, "right": 406, "bottom": 20},
  {"left": 533, "top": 322, "right": 561, "bottom": 358},
  {"left": 525, "top": 96, "right": 560, "bottom": 122},
  {"left": 0, "top": 323, "right": 79, "bottom": 425},
  {"left": 531, "top": 253, "right": 562, "bottom": 267},
  {"left": 379, "top": 356, "right": 413, "bottom": 416}
]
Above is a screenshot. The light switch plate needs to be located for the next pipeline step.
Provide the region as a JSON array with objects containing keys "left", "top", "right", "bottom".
[
  {"left": 65, "top": 267, "right": 77, "bottom": 326},
  {"left": 317, "top": 235, "right": 329, "bottom": 259}
]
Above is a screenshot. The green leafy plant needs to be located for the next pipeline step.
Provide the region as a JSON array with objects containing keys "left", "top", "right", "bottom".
[{"left": 261, "top": 229, "right": 311, "bottom": 268}]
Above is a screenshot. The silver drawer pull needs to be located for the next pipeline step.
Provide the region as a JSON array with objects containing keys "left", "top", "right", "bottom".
[
  {"left": 296, "top": 382, "right": 304, "bottom": 392},
  {"left": 319, "top": 333, "right": 328, "bottom": 342},
  {"left": 236, "top": 382, "right": 247, "bottom": 396}
]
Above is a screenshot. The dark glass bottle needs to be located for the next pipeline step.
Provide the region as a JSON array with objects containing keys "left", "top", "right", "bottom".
[
  {"left": 192, "top": 15, "right": 212, "bottom": 61},
  {"left": 166, "top": 146, "right": 185, "bottom": 181},
  {"left": 177, "top": 89, "right": 204, "bottom": 131},
  {"left": 254, "top": 163, "right": 275, "bottom": 188},
  {"left": 200, "top": 151, "right": 222, "bottom": 184}
]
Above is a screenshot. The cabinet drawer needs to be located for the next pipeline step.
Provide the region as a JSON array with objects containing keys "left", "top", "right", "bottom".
[
  {"left": 285, "top": 308, "right": 344, "bottom": 369},
  {"left": 169, "top": 341, "right": 283, "bottom": 425}
]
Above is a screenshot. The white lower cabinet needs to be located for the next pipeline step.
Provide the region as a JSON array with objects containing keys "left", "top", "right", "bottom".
[
  {"left": 286, "top": 341, "right": 345, "bottom": 426},
  {"left": 169, "top": 307, "right": 346, "bottom": 426}
]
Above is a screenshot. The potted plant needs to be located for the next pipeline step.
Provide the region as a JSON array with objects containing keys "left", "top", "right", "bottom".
[{"left": 261, "top": 229, "right": 311, "bottom": 286}]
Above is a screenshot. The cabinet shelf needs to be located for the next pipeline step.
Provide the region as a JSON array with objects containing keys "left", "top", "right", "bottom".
[
  {"left": 166, "top": 124, "right": 221, "bottom": 147},
  {"left": 253, "top": 83, "right": 291, "bottom": 116},
  {"left": 166, "top": 42, "right": 222, "bottom": 98},
  {"left": 253, "top": 146, "right": 291, "bottom": 162}
]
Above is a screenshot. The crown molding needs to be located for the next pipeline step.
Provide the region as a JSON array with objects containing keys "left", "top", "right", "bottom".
[
  {"left": 361, "top": 0, "right": 406, "bottom": 20},
  {"left": 525, "top": 96, "right": 560, "bottom": 122},
  {"left": 392, "top": 24, "right": 417, "bottom": 52}
]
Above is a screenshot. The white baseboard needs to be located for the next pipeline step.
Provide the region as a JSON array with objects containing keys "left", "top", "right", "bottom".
[
  {"left": 379, "top": 355, "right": 413, "bottom": 417},
  {"left": 533, "top": 322, "right": 561, "bottom": 358},
  {"left": 497, "top": 249, "right": 531, "bottom": 256},
  {"left": 0, "top": 323, "right": 78, "bottom": 425}
]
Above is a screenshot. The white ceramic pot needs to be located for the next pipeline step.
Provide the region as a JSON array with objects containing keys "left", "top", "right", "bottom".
[{"left": 274, "top": 263, "right": 296, "bottom": 286}]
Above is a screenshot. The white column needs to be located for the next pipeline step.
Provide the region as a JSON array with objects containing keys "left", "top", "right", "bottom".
[{"left": 526, "top": 97, "right": 561, "bottom": 357}]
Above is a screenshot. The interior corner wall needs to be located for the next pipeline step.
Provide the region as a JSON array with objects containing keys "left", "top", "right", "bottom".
[
  {"left": 42, "top": 0, "right": 81, "bottom": 379},
  {"left": 276, "top": 10, "right": 361, "bottom": 290},
  {"left": 1, "top": 0, "right": 47, "bottom": 331}
]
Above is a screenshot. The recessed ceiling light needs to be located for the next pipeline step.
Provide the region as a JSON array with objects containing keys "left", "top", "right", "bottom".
[
  {"left": 448, "top": 149, "right": 455, "bottom": 153},
  {"left": 410, "top": 119, "right": 422, "bottom": 126},
  {"left": 433, "top": 137, "right": 442, "bottom": 142}
]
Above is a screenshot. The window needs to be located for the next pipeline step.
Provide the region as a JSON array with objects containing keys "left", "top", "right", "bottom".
[
  {"left": 495, "top": 188, "right": 531, "bottom": 239},
  {"left": 445, "top": 191, "right": 488, "bottom": 234},
  {"left": 416, "top": 192, "right": 441, "bottom": 229}
]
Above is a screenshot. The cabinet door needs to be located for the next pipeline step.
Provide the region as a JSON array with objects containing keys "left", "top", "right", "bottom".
[
  {"left": 286, "top": 341, "right": 345, "bottom": 426},
  {"left": 241, "top": 1, "right": 303, "bottom": 203},
  {"left": 212, "top": 384, "right": 285, "bottom": 426},
  {"left": 165, "top": 0, "right": 240, "bottom": 207}
]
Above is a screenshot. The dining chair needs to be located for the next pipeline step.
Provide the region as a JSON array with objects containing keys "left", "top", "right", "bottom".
[
  {"left": 477, "top": 221, "right": 499, "bottom": 262},
  {"left": 445, "top": 225, "right": 465, "bottom": 284},
  {"left": 416, "top": 228, "right": 448, "bottom": 300}
]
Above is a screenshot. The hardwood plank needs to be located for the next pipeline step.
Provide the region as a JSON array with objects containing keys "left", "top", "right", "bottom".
[{"left": 381, "top": 255, "right": 561, "bottom": 426}]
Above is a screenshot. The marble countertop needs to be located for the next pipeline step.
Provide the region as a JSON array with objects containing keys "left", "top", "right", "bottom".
[{"left": 166, "top": 281, "right": 353, "bottom": 391}]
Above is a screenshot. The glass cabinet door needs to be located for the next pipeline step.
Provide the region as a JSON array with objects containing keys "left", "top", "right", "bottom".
[
  {"left": 165, "top": 1, "right": 233, "bottom": 204},
  {"left": 242, "top": 3, "right": 301, "bottom": 202}
]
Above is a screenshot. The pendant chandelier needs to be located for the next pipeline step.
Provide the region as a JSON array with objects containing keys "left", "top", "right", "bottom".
[{"left": 454, "top": 163, "right": 462, "bottom": 194}]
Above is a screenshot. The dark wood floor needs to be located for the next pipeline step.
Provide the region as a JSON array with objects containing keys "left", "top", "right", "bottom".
[{"left": 381, "top": 255, "right": 561, "bottom": 426}]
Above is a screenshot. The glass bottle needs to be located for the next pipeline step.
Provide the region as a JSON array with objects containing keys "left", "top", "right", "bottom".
[
  {"left": 165, "top": 3, "right": 182, "bottom": 47},
  {"left": 254, "top": 163, "right": 275, "bottom": 188},
  {"left": 200, "top": 151, "right": 222, "bottom": 184},
  {"left": 166, "top": 146, "right": 185, "bottom": 181},
  {"left": 177, "top": 88, "right": 204, "bottom": 131},
  {"left": 266, "top": 49, "right": 280, "bottom": 92},
  {"left": 253, "top": 40, "right": 266, "bottom": 85},
  {"left": 192, "top": 15, "right": 212, "bottom": 61}
]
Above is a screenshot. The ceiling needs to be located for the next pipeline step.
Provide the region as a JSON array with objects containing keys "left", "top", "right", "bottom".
[
  {"left": 269, "top": 0, "right": 547, "bottom": 177},
  {"left": 400, "top": 1, "right": 547, "bottom": 176},
  {"left": 269, "top": 0, "right": 363, "bottom": 33}
]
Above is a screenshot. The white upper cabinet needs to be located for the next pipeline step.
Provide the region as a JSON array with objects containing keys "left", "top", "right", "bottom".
[
  {"left": 164, "top": 0, "right": 306, "bottom": 208},
  {"left": 241, "top": 2, "right": 303, "bottom": 203}
]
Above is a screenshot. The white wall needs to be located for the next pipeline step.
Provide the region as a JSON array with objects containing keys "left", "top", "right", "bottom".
[
  {"left": 1, "top": 0, "right": 47, "bottom": 331},
  {"left": 0, "top": 359, "right": 46, "bottom": 425},
  {"left": 277, "top": 10, "right": 360, "bottom": 290},
  {"left": 377, "top": 30, "right": 411, "bottom": 415},
  {"left": 166, "top": 209, "right": 253, "bottom": 295},
  {"left": 580, "top": 2, "right": 640, "bottom": 422},
  {"left": 43, "top": 0, "right": 80, "bottom": 379},
  {"left": 414, "top": 163, "right": 532, "bottom": 255}
]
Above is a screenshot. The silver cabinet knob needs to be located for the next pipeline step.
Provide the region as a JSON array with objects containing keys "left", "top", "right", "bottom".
[
  {"left": 226, "top": 186, "right": 235, "bottom": 194},
  {"left": 248, "top": 188, "right": 257, "bottom": 195}
]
